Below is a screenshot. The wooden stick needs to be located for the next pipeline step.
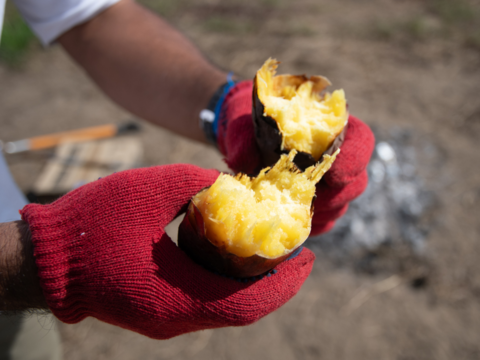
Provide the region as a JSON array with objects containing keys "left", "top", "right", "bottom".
[{"left": 4, "top": 124, "right": 120, "bottom": 153}]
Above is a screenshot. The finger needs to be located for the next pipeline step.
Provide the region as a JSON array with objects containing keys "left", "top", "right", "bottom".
[
  {"left": 312, "top": 204, "right": 349, "bottom": 226},
  {"left": 153, "top": 236, "right": 315, "bottom": 337},
  {"left": 323, "top": 115, "right": 374, "bottom": 187},
  {"left": 310, "top": 220, "right": 336, "bottom": 236},
  {"left": 315, "top": 170, "right": 368, "bottom": 210},
  {"left": 223, "top": 113, "right": 262, "bottom": 175},
  {"left": 142, "top": 164, "right": 220, "bottom": 229},
  {"left": 217, "top": 80, "right": 263, "bottom": 174}
]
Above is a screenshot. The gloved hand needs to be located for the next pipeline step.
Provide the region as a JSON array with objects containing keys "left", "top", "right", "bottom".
[
  {"left": 217, "top": 80, "right": 375, "bottom": 236},
  {"left": 20, "top": 164, "right": 315, "bottom": 339}
]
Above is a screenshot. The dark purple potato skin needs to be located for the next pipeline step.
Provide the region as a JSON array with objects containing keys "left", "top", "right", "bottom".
[
  {"left": 178, "top": 201, "right": 292, "bottom": 278},
  {"left": 252, "top": 75, "right": 347, "bottom": 171}
]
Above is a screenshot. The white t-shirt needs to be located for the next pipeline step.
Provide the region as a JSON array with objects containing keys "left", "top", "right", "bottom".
[
  {"left": 1, "top": 0, "right": 120, "bottom": 45},
  {"left": 0, "top": 153, "right": 27, "bottom": 222}
]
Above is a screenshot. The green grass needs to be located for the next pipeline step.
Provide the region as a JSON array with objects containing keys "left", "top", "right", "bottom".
[{"left": 0, "top": 7, "right": 36, "bottom": 67}]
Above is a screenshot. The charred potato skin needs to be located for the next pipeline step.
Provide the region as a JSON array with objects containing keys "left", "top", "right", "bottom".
[
  {"left": 252, "top": 74, "right": 347, "bottom": 171},
  {"left": 178, "top": 200, "right": 293, "bottom": 278}
]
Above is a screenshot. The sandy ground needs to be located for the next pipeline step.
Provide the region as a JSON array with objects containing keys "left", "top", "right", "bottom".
[{"left": 1, "top": 0, "right": 480, "bottom": 359}]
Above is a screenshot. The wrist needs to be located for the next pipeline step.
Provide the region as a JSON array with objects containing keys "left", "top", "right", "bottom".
[
  {"left": 0, "top": 221, "right": 47, "bottom": 311},
  {"left": 199, "top": 72, "right": 238, "bottom": 147}
]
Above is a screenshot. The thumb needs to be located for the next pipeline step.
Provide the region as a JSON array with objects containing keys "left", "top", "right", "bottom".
[
  {"left": 148, "top": 164, "right": 220, "bottom": 228},
  {"left": 218, "top": 80, "right": 263, "bottom": 174}
]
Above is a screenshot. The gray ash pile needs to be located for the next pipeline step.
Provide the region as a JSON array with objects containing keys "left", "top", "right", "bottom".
[{"left": 307, "top": 126, "right": 439, "bottom": 272}]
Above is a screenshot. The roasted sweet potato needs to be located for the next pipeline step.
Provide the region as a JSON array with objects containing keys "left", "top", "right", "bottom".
[
  {"left": 253, "top": 58, "right": 347, "bottom": 170},
  {"left": 178, "top": 150, "right": 338, "bottom": 277}
]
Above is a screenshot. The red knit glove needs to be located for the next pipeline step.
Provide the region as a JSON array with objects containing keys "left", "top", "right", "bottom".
[
  {"left": 217, "top": 80, "right": 375, "bottom": 236},
  {"left": 20, "top": 164, "right": 314, "bottom": 339}
]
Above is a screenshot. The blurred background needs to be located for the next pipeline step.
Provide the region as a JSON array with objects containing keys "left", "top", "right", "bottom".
[{"left": 1, "top": 0, "right": 480, "bottom": 359}]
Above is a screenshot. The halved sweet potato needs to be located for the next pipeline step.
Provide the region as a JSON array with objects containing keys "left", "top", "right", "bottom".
[
  {"left": 253, "top": 58, "right": 348, "bottom": 170},
  {"left": 178, "top": 150, "right": 338, "bottom": 277}
]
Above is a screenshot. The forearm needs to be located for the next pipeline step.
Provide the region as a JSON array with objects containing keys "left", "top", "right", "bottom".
[
  {"left": 0, "top": 221, "right": 47, "bottom": 311},
  {"left": 58, "top": 0, "right": 227, "bottom": 143}
]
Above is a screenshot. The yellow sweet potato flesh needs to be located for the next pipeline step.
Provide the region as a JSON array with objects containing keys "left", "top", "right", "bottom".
[
  {"left": 256, "top": 58, "right": 348, "bottom": 161},
  {"left": 192, "top": 150, "right": 338, "bottom": 258}
]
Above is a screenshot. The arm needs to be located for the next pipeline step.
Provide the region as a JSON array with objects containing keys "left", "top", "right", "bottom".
[
  {"left": 57, "top": 0, "right": 227, "bottom": 144},
  {"left": 0, "top": 221, "right": 47, "bottom": 311}
]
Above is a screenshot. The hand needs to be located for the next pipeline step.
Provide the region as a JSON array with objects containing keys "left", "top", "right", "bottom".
[
  {"left": 217, "top": 80, "right": 375, "bottom": 236},
  {"left": 20, "top": 164, "right": 315, "bottom": 339}
]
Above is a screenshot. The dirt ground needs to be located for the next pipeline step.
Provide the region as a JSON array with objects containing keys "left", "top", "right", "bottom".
[{"left": 1, "top": 0, "right": 480, "bottom": 359}]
